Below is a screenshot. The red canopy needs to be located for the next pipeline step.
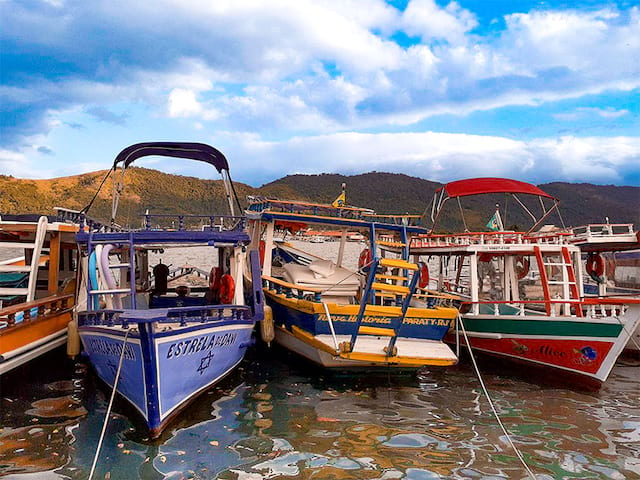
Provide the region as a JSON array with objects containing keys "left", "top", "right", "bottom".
[{"left": 437, "top": 178, "right": 556, "bottom": 199}]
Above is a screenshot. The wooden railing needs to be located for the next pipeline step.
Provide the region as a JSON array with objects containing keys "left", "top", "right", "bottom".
[
  {"left": 0, "top": 293, "right": 74, "bottom": 327},
  {"left": 458, "top": 297, "right": 639, "bottom": 317}
]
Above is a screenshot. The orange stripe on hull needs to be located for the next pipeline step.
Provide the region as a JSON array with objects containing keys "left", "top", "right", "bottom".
[{"left": 0, "top": 312, "right": 72, "bottom": 354}]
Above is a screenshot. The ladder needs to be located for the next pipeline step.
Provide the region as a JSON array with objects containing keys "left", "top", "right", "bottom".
[
  {"left": 533, "top": 246, "right": 583, "bottom": 317},
  {"left": 86, "top": 232, "right": 137, "bottom": 310},
  {"left": 347, "top": 225, "right": 424, "bottom": 356},
  {"left": 0, "top": 216, "right": 48, "bottom": 303}
]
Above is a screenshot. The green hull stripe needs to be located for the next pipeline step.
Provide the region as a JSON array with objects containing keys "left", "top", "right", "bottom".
[{"left": 463, "top": 317, "right": 623, "bottom": 338}]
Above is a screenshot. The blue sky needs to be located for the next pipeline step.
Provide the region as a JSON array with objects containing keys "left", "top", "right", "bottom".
[{"left": 1, "top": 0, "right": 639, "bottom": 187}]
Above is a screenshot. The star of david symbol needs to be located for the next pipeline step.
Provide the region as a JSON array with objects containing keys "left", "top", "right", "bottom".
[
  {"left": 197, "top": 350, "right": 215, "bottom": 375},
  {"left": 106, "top": 360, "right": 118, "bottom": 377}
]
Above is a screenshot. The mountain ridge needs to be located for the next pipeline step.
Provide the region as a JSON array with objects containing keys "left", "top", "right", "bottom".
[{"left": 1, "top": 169, "right": 637, "bottom": 231}]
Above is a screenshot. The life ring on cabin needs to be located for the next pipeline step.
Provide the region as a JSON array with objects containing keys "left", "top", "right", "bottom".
[
  {"left": 259, "top": 240, "right": 266, "bottom": 266},
  {"left": 515, "top": 256, "right": 530, "bottom": 280},
  {"left": 478, "top": 253, "right": 494, "bottom": 262},
  {"left": 219, "top": 274, "right": 235, "bottom": 304},
  {"left": 358, "top": 248, "right": 372, "bottom": 269},
  {"left": 586, "top": 253, "right": 605, "bottom": 283},
  {"left": 418, "top": 262, "right": 429, "bottom": 289}
]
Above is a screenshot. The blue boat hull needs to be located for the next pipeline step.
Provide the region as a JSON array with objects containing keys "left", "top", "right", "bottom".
[
  {"left": 266, "top": 292, "right": 454, "bottom": 341},
  {"left": 79, "top": 319, "right": 254, "bottom": 436}
]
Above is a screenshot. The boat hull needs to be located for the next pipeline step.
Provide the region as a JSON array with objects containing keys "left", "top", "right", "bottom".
[
  {"left": 0, "top": 295, "right": 74, "bottom": 376},
  {"left": 447, "top": 305, "right": 640, "bottom": 384},
  {"left": 265, "top": 290, "right": 458, "bottom": 368},
  {"left": 79, "top": 320, "right": 254, "bottom": 436},
  {"left": 266, "top": 290, "right": 455, "bottom": 339}
]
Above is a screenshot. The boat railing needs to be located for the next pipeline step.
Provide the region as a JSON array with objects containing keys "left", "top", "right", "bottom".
[
  {"left": 247, "top": 197, "right": 375, "bottom": 220},
  {"left": 262, "top": 275, "right": 324, "bottom": 301},
  {"left": 142, "top": 213, "right": 246, "bottom": 232},
  {"left": 413, "top": 287, "right": 461, "bottom": 307},
  {"left": 569, "top": 223, "right": 636, "bottom": 241},
  {"left": 78, "top": 304, "right": 253, "bottom": 327},
  {"left": 406, "top": 231, "right": 573, "bottom": 248},
  {"left": 77, "top": 213, "right": 246, "bottom": 233},
  {"left": 362, "top": 213, "right": 424, "bottom": 226},
  {"left": 0, "top": 293, "right": 74, "bottom": 327},
  {"left": 460, "top": 297, "right": 633, "bottom": 318}
]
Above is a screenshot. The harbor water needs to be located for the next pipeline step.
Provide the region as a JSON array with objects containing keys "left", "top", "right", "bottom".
[{"left": 1, "top": 243, "right": 640, "bottom": 479}]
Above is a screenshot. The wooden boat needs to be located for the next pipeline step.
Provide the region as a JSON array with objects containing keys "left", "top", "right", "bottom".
[
  {"left": 383, "top": 178, "right": 640, "bottom": 387},
  {"left": 74, "top": 142, "right": 264, "bottom": 437},
  {"left": 246, "top": 194, "right": 459, "bottom": 369},
  {"left": 0, "top": 210, "right": 78, "bottom": 375}
]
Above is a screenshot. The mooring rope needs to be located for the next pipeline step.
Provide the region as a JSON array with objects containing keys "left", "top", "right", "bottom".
[
  {"left": 88, "top": 328, "right": 131, "bottom": 480},
  {"left": 612, "top": 305, "right": 640, "bottom": 350},
  {"left": 457, "top": 314, "right": 538, "bottom": 480}
]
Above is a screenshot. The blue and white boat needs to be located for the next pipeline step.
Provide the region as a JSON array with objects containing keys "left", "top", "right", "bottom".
[
  {"left": 246, "top": 194, "right": 460, "bottom": 370},
  {"left": 74, "top": 142, "right": 264, "bottom": 437}
]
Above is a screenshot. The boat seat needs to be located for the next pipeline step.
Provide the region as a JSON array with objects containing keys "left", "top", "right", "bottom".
[{"left": 282, "top": 261, "right": 360, "bottom": 297}]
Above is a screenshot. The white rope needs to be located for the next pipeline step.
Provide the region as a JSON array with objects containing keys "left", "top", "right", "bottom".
[
  {"left": 319, "top": 258, "right": 376, "bottom": 294},
  {"left": 322, "top": 302, "right": 339, "bottom": 352},
  {"left": 612, "top": 306, "right": 640, "bottom": 350},
  {"left": 88, "top": 328, "right": 131, "bottom": 480},
  {"left": 457, "top": 314, "right": 538, "bottom": 480}
]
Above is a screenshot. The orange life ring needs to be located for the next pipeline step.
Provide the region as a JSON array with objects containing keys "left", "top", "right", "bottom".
[
  {"left": 515, "top": 256, "right": 530, "bottom": 280},
  {"left": 358, "top": 248, "right": 372, "bottom": 269},
  {"left": 478, "top": 253, "right": 494, "bottom": 262},
  {"left": 219, "top": 274, "right": 235, "bottom": 304},
  {"left": 586, "top": 253, "right": 605, "bottom": 282},
  {"left": 418, "top": 262, "right": 429, "bottom": 289}
]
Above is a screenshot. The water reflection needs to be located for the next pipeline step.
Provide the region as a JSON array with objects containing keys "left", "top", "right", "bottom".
[{"left": 1, "top": 347, "right": 638, "bottom": 479}]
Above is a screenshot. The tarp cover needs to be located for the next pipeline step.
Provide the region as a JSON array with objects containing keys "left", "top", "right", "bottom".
[
  {"left": 438, "top": 178, "right": 555, "bottom": 199},
  {"left": 112, "top": 142, "right": 229, "bottom": 172}
]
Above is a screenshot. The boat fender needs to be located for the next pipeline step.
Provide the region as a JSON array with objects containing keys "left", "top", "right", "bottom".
[
  {"left": 260, "top": 305, "right": 275, "bottom": 346},
  {"left": 102, "top": 244, "right": 122, "bottom": 309},
  {"left": 67, "top": 317, "right": 81, "bottom": 359},
  {"left": 205, "top": 266, "right": 222, "bottom": 303},
  {"left": 515, "top": 256, "right": 530, "bottom": 280},
  {"left": 219, "top": 274, "right": 235, "bottom": 304},
  {"left": 586, "top": 253, "right": 605, "bottom": 283},
  {"left": 88, "top": 251, "right": 99, "bottom": 310},
  {"left": 418, "top": 262, "right": 429, "bottom": 289},
  {"left": 259, "top": 240, "right": 266, "bottom": 267},
  {"left": 358, "top": 248, "right": 372, "bottom": 270}
]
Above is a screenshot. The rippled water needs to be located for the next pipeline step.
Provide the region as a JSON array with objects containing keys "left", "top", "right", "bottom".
[
  {"left": 1, "top": 347, "right": 639, "bottom": 479},
  {"left": 2, "top": 242, "right": 640, "bottom": 479}
]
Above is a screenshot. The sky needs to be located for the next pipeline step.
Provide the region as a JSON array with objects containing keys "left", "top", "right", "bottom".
[{"left": 1, "top": 0, "right": 639, "bottom": 187}]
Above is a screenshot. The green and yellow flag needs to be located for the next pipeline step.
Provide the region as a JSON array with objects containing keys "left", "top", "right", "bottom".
[
  {"left": 486, "top": 209, "right": 503, "bottom": 231},
  {"left": 332, "top": 183, "right": 346, "bottom": 207}
]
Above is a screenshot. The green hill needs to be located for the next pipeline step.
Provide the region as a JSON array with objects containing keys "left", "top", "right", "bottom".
[{"left": 1, "top": 169, "right": 638, "bottom": 231}]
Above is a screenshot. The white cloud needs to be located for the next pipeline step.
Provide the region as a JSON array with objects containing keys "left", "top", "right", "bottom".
[
  {"left": 0, "top": 149, "right": 31, "bottom": 177},
  {"left": 225, "top": 131, "right": 640, "bottom": 186},
  {"left": 402, "top": 0, "right": 477, "bottom": 45},
  {"left": 553, "top": 107, "right": 630, "bottom": 121}
]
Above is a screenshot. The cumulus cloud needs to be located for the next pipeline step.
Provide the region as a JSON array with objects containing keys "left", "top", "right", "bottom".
[
  {"left": 222, "top": 132, "right": 640, "bottom": 186},
  {"left": 0, "top": 0, "right": 638, "bottom": 185}
]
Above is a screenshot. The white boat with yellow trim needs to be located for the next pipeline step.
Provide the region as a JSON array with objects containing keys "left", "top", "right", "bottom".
[{"left": 246, "top": 191, "right": 459, "bottom": 369}]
